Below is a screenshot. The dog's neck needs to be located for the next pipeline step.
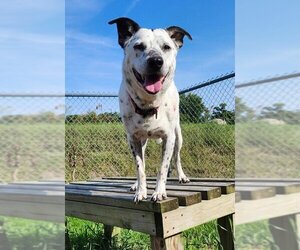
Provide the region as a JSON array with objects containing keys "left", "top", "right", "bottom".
[{"left": 127, "top": 93, "right": 159, "bottom": 118}]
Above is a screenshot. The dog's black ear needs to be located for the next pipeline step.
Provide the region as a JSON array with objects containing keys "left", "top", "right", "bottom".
[
  {"left": 108, "top": 17, "right": 140, "bottom": 48},
  {"left": 166, "top": 26, "right": 192, "bottom": 48}
]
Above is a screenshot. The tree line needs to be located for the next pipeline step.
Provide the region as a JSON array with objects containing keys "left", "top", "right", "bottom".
[
  {"left": 236, "top": 97, "right": 300, "bottom": 124},
  {"left": 1, "top": 94, "right": 297, "bottom": 125}
]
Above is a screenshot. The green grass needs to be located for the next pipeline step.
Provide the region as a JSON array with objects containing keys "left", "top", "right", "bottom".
[
  {"left": 66, "top": 217, "right": 220, "bottom": 250},
  {"left": 65, "top": 123, "right": 235, "bottom": 181},
  {"left": 236, "top": 122, "right": 300, "bottom": 177},
  {"left": 0, "top": 217, "right": 64, "bottom": 250},
  {"left": 1, "top": 216, "right": 277, "bottom": 250},
  {"left": 0, "top": 123, "right": 64, "bottom": 182},
  {"left": 66, "top": 218, "right": 279, "bottom": 250},
  {"left": 235, "top": 221, "right": 276, "bottom": 250}
]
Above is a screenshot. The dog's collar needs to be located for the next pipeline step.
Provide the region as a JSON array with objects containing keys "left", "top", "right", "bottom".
[{"left": 128, "top": 93, "right": 158, "bottom": 119}]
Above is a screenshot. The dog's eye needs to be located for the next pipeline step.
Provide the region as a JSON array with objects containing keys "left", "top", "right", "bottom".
[
  {"left": 133, "top": 43, "right": 146, "bottom": 51},
  {"left": 163, "top": 44, "right": 171, "bottom": 50}
]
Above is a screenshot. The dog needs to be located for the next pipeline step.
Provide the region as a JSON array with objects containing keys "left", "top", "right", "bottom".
[{"left": 109, "top": 17, "right": 191, "bottom": 202}]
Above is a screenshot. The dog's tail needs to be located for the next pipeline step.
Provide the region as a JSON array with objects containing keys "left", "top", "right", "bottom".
[{"left": 155, "top": 138, "right": 162, "bottom": 144}]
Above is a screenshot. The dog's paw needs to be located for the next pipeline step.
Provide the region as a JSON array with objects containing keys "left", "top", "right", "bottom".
[
  {"left": 179, "top": 176, "right": 190, "bottom": 184},
  {"left": 130, "top": 181, "right": 138, "bottom": 191},
  {"left": 133, "top": 190, "right": 147, "bottom": 203},
  {"left": 151, "top": 191, "right": 167, "bottom": 202}
]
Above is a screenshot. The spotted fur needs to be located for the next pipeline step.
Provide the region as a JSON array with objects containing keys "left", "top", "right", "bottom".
[{"left": 109, "top": 17, "right": 191, "bottom": 202}]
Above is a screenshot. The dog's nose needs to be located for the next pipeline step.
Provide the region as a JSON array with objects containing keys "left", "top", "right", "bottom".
[{"left": 147, "top": 56, "right": 164, "bottom": 70}]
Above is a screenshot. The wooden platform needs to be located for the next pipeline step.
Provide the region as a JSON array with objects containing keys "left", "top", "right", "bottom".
[
  {"left": 235, "top": 179, "right": 300, "bottom": 250},
  {"left": 66, "top": 178, "right": 235, "bottom": 250},
  {"left": 0, "top": 181, "right": 65, "bottom": 222},
  {"left": 0, "top": 181, "right": 65, "bottom": 250},
  {"left": 235, "top": 179, "right": 300, "bottom": 223}
]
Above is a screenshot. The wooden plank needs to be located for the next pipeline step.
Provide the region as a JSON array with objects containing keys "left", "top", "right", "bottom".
[
  {"left": 66, "top": 188, "right": 178, "bottom": 213},
  {"left": 0, "top": 184, "right": 64, "bottom": 191},
  {"left": 150, "top": 234, "right": 184, "bottom": 250},
  {"left": 235, "top": 192, "right": 241, "bottom": 203},
  {"left": 235, "top": 186, "right": 276, "bottom": 200},
  {"left": 72, "top": 181, "right": 221, "bottom": 200},
  {"left": 0, "top": 188, "right": 64, "bottom": 204},
  {"left": 0, "top": 200, "right": 64, "bottom": 222},
  {"left": 65, "top": 221, "right": 72, "bottom": 250},
  {"left": 236, "top": 181, "right": 300, "bottom": 194},
  {"left": 297, "top": 214, "right": 300, "bottom": 245},
  {"left": 103, "top": 225, "right": 121, "bottom": 247},
  {"left": 66, "top": 200, "right": 158, "bottom": 236},
  {"left": 100, "top": 177, "right": 235, "bottom": 182},
  {"left": 0, "top": 187, "right": 64, "bottom": 196},
  {"left": 160, "top": 193, "right": 235, "bottom": 238},
  {"left": 235, "top": 192, "right": 300, "bottom": 225},
  {"left": 236, "top": 178, "right": 300, "bottom": 182},
  {"left": 158, "top": 181, "right": 234, "bottom": 195},
  {"left": 67, "top": 184, "right": 201, "bottom": 206},
  {"left": 0, "top": 193, "right": 64, "bottom": 204},
  {"left": 92, "top": 179, "right": 234, "bottom": 195},
  {"left": 8, "top": 181, "right": 64, "bottom": 186}
]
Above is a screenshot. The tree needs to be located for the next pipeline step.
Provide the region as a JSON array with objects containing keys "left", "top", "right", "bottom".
[
  {"left": 179, "top": 93, "right": 209, "bottom": 123},
  {"left": 211, "top": 103, "right": 235, "bottom": 124},
  {"left": 259, "top": 102, "right": 300, "bottom": 124},
  {"left": 235, "top": 97, "right": 255, "bottom": 123}
]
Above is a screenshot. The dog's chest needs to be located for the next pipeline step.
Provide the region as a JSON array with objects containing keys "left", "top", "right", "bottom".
[
  {"left": 119, "top": 81, "right": 179, "bottom": 139},
  {"left": 122, "top": 104, "right": 176, "bottom": 139}
]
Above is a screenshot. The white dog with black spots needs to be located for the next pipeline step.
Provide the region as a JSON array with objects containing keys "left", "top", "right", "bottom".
[{"left": 109, "top": 17, "right": 191, "bottom": 202}]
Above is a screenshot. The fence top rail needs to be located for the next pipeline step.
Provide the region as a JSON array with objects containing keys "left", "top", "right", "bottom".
[
  {"left": 236, "top": 72, "right": 300, "bottom": 89},
  {"left": 0, "top": 72, "right": 235, "bottom": 98},
  {"left": 65, "top": 93, "right": 118, "bottom": 98},
  {"left": 0, "top": 93, "right": 65, "bottom": 97},
  {"left": 178, "top": 72, "right": 235, "bottom": 95}
]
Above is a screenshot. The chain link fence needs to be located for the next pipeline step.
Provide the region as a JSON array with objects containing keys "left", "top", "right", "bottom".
[
  {"left": 0, "top": 95, "right": 65, "bottom": 182},
  {"left": 65, "top": 73, "right": 235, "bottom": 181},
  {"left": 235, "top": 72, "right": 300, "bottom": 178}
]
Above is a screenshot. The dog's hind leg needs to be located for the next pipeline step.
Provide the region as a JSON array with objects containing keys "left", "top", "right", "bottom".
[
  {"left": 128, "top": 136, "right": 148, "bottom": 202},
  {"left": 174, "top": 124, "right": 190, "bottom": 183},
  {"left": 130, "top": 139, "right": 147, "bottom": 191}
]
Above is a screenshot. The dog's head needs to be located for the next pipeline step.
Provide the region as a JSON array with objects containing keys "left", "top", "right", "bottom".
[{"left": 109, "top": 17, "right": 192, "bottom": 95}]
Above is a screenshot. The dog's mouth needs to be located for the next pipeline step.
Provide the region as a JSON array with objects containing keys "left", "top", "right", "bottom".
[{"left": 132, "top": 68, "right": 169, "bottom": 95}]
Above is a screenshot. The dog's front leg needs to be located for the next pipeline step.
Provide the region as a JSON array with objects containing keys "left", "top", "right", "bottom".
[
  {"left": 128, "top": 136, "right": 147, "bottom": 203},
  {"left": 130, "top": 139, "right": 147, "bottom": 192},
  {"left": 151, "top": 133, "right": 176, "bottom": 202}
]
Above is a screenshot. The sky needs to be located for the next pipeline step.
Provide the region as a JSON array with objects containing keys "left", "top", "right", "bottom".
[
  {"left": 236, "top": 0, "right": 300, "bottom": 111},
  {"left": 0, "top": 0, "right": 299, "bottom": 111},
  {"left": 0, "top": 0, "right": 65, "bottom": 93},
  {"left": 66, "top": 0, "right": 235, "bottom": 93},
  {"left": 236, "top": 0, "right": 300, "bottom": 82}
]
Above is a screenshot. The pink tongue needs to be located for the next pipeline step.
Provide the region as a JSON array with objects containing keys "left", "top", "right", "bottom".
[{"left": 144, "top": 77, "right": 163, "bottom": 94}]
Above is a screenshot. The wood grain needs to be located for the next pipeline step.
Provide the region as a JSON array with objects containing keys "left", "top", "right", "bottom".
[
  {"left": 235, "top": 192, "right": 300, "bottom": 225},
  {"left": 235, "top": 186, "right": 276, "bottom": 200},
  {"left": 66, "top": 188, "right": 179, "bottom": 213},
  {"left": 67, "top": 184, "right": 201, "bottom": 206},
  {"left": 66, "top": 200, "right": 157, "bottom": 235},
  {"left": 72, "top": 181, "right": 221, "bottom": 200},
  {"left": 150, "top": 234, "right": 184, "bottom": 250},
  {"left": 160, "top": 193, "right": 234, "bottom": 238}
]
